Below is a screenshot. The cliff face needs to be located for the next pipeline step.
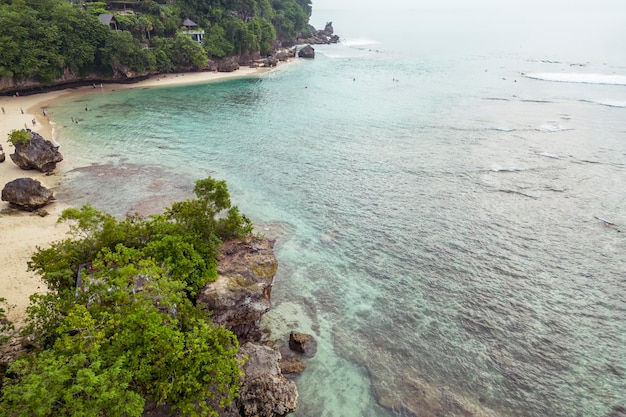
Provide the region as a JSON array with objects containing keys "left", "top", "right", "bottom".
[
  {"left": 197, "top": 237, "right": 278, "bottom": 344},
  {"left": 197, "top": 237, "right": 299, "bottom": 417}
]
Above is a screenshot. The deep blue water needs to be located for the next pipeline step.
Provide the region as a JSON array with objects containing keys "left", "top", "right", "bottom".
[{"left": 49, "top": 5, "right": 626, "bottom": 417}]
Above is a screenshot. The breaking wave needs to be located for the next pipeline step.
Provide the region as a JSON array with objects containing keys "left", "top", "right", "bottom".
[
  {"left": 579, "top": 99, "right": 626, "bottom": 108},
  {"left": 523, "top": 72, "right": 626, "bottom": 86}
]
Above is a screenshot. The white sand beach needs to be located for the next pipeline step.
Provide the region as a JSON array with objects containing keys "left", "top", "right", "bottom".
[{"left": 0, "top": 65, "right": 273, "bottom": 325}]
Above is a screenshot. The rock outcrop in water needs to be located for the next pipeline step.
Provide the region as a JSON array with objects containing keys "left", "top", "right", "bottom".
[
  {"left": 288, "top": 332, "right": 317, "bottom": 357},
  {"left": 1, "top": 178, "right": 55, "bottom": 211},
  {"left": 10, "top": 130, "right": 63, "bottom": 173},
  {"left": 297, "top": 22, "right": 340, "bottom": 45}
]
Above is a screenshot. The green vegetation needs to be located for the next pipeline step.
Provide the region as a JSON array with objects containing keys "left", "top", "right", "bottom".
[
  {"left": 0, "top": 177, "right": 254, "bottom": 417},
  {"left": 6, "top": 129, "right": 30, "bottom": 146},
  {"left": 0, "top": 298, "right": 13, "bottom": 346},
  {"left": 0, "top": 0, "right": 313, "bottom": 85}
]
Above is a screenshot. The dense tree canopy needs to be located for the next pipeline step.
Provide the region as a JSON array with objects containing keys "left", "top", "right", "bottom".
[
  {"left": 0, "top": 0, "right": 312, "bottom": 85},
  {"left": 0, "top": 177, "right": 254, "bottom": 417}
]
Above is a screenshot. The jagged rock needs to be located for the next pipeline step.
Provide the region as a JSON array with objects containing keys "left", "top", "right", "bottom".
[
  {"left": 111, "top": 61, "right": 136, "bottom": 79},
  {"left": 1, "top": 178, "right": 54, "bottom": 211},
  {"left": 10, "top": 130, "right": 63, "bottom": 173},
  {"left": 235, "top": 343, "right": 298, "bottom": 417},
  {"left": 279, "top": 356, "right": 306, "bottom": 376},
  {"left": 322, "top": 22, "right": 334, "bottom": 36},
  {"left": 239, "top": 52, "right": 261, "bottom": 66},
  {"left": 297, "top": 22, "right": 340, "bottom": 45},
  {"left": 298, "top": 45, "right": 315, "bottom": 59},
  {"left": 274, "top": 51, "right": 289, "bottom": 61},
  {"left": 288, "top": 332, "right": 317, "bottom": 358},
  {"left": 196, "top": 237, "right": 278, "bottom": 343},
  {"left": 264, "top": 56, "right": 278, "bottom": 67},
  {"left": 217, "top": 56, "right": 241, "bottom": 72}
]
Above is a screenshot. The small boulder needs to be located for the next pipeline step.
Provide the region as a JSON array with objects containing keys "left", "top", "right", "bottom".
[
  {"left": 298, "top": 45, "right": 315, "bottom": 59},
  {"left": 1, "top": 178, "right": 55, "bottom": 211},
  {"left": 10, "top": 130, "right": 62, "bottom": 173},
  {"left": 264, "top": 56, "right": 278, "bottom": 67},
  {"left": 289, "top": 332, "right": 317, "bottom": 358},
  {"left": 279, "top": 356, "right": 306, "bottom": 376}
]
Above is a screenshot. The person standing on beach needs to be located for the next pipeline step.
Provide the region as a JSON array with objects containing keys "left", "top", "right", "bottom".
[
  {"left": 20, "top": 107, "right": 23, "bottom": 114},
  {"left": 1, "top": 107, "right": 4, "bottom": 114}
]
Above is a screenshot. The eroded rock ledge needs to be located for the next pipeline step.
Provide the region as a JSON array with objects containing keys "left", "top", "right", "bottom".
[
  {"left": 197, "top": 237, "right": 277, "bottom": 344},
  {"left": 197, "top": 237, "right": 299, "bottom": 417}
]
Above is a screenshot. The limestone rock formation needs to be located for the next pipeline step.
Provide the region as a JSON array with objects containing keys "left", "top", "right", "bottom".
[
  {"left": 288, "top": 332, "right": 317, "bottom": 358},
  {"left": 196, "top": 237, "right": 277, "bottom": 343},
  {"left": 298, "top": 45, "right": 315, "bottom": 59},
  {"left": 235, "top": 343, "right": 298, "bottom": 417},
  {"left": 322, "top": 22, "right": 334, "bottom": 37},
  {"left": 217, "top": 56, "right": 241, "bottom": 72},
  {"left": 1, "top": 178, "right": 54, "bottom": 211},
  {"left": 10, "top": 130, "right": 63, "bottom": 173},
  {"left": 297, "top": 22, "right": 340, "bottom": 45}
]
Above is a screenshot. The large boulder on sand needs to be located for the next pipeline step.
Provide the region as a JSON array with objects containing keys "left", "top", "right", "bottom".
[
  {"left": 196, "top": 237, "right": 278, "bottom": 343},
  {"left": 298, "top": 45, "right": 315, "bottom": 59},
  {"left": 10, "top": 130, "right": 63, "bottom": 173},
  {"left": 1, "top": 178, "right": 54, "bottom": 211}
]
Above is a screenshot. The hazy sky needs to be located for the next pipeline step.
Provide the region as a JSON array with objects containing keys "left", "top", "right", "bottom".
[{"left": 311, "top": 0, "right": 623, "bottom": 10}]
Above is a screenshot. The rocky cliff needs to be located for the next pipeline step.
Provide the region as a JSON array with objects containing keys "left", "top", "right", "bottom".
[{"left": 201, "top": 237, "right": 300, "bottom": 417}]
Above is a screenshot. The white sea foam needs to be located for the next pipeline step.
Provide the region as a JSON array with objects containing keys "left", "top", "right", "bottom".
[
  {"left": 537, "top": 123, "right": 571, "bottom": 132},
  {"left": 586, "top": 99, "right": 626, "bottom": 108},
  {"left": 523, "top": 72, "right": 626, "bottom": 86},
  {"left": 341, "top": 37, "right": 382, "bottom": 47},
  {"left": 540, "top": 152, "right": 560, "bottom": 159}
]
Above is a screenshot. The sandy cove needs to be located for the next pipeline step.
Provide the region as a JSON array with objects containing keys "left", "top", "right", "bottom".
[{"left": 0, "top": 65, "right": 276, "bottom": 326}]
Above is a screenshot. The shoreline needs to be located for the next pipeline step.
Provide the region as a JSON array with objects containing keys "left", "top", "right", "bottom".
[{"left": 0, "top": 63, "right": 288, "bottom": 326}]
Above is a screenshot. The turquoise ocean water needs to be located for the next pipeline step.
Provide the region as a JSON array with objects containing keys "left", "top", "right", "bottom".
[{"left": 48, "top": 3, "right": 625, "bottom": 417}]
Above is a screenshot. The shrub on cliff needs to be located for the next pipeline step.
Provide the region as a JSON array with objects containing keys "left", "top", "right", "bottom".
[
  {"left": 0, "top": 298, "right": 13, "bottom": 346},
  {"left": 0, "top": 177, "right": 253, "bottom": 417}
]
